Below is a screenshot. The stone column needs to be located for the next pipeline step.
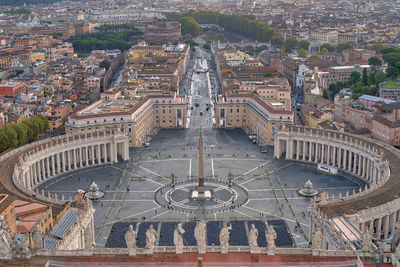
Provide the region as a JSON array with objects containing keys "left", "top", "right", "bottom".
[
  {"left": 104, "top": 143, "right": 108, "bottom": 163},
  {"left": 296, "top": 141, "right": 300, "bottom": 160},
  {"left": 362, "top": 157, "right": 367, "bottom": 178},
  {"left": 390, "top": 213, "right": 396, "bottom": 237},
  {"left": 51, "top": 154, "right": 55, "bottom": 176},
  {"left": 97, "top": 145, "right": 102, "bottom": 164},
  {"left": 62, "top": 151, "right": 66, "bottom": 172},
  {"left": 348, "top": 151, "right": 352, "bottom": 172},
  {"left": 35, "top": 162, "right": 40, "bottom": 184},
  {"left": 366, "top": 160, "right": 371, "bottom": 182},
  {"left": 332, "top": 146, "right": 336, "bottom": 167},
  {"left": 85, "top": 146, "right": 89, "bottom": 166},
  {"left": 314, "top": 143, "right": 319, "bottom": 163},
  {"left": 91, "top": 145, "right": 95, "bottom": 165},
  {"left": 376, "top": 217, "right": 382, "bottom": 239},
  {"left": 46, "top": 157, "right": 50, "bottom": 179},
  {"left": 338, "top": 148, "right": 342, "bottom": 169},
  {"left": 274, "top": 138, "right": 279, "bottom": 158},
  {"left": 285, "top": 139, "right": 290, "bottom": 159},
  {"left": 73, "top": 148, "right": 77, "bottom": 169},
  {"left": 357, "top": 155, "right": 362, "bottom": 176},
  {"left": 302, "top": 141, "right": 306, "bottom": 160},
  {"left": 321, "top": 144, "right": 325, "bottom": 164},
  {"left": 383, "top": 215, "right": 390, "bottom": 240},
  {"left": 308, "top": 142, "right": 312, "bottom": 162}
]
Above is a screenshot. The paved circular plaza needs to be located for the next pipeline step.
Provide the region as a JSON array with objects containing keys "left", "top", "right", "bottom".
[{"left": 37, "top": 128, "right": 367, "bottom": 248}]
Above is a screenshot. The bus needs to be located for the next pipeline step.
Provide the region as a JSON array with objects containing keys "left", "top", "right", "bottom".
[{"left": 317, "top": 164, "right": 338, "bottom": 175}]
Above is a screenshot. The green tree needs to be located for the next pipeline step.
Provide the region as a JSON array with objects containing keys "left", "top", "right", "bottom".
[
  {"left": 284, "top": 37, "right": 297, "bottom": 53},
  {"left": 362, "top": 68, "right": 368, "bottom": 85},
  {"left": 2, "top": 125, "right": 18, "bottom": 148},
  {"left": 271, "top": 36, "right": 284, "bottom": 47},
  {"left": 369, "top": 72, "right": 376, "bottom": 85},
  {"left": 298, "top": 40, "right": 310, "bottom": 51},
  {"left": 297, "top": 48, "right": 307, "bottom": 58},
  {"left": 349, "top": 71, "right": 361, "bottom": 86},
  {"left": 263, "top": 72, "right": 276, "bottom": 78},
  {"left": 320, "top": 43, "right": 333, "bottom": 52},
  {"left": 100, "top": 60, "right": 111, "bottom": 70},
  {"left": 320, "top": 48, "right": 329, "bottom": 54},
  {"left": 386, "top": 66, "right": 399, "bottom": 79},
  {"left": 11, "top": 123, "right": 28, "bottom": 146},
  {"left": 336, "top": 43, "right": 353, "bottom": 53},
  {"left": 382, "top": 53, "right": 400, "bottom": 66},
  {"left": 371, "top": 42, "right": 387, "bottom": 53},
  {"left": 368, "top": 57, "right": 382, "bottom": 71},
  {"left": 375, "top": 71, "right": 386, "bottom": 85},
  {"left": 178, "top": 16, "right": 200, "bottom": 36},
  {"left": 185, "top": 40, "right": 198, "bottom": 47}
]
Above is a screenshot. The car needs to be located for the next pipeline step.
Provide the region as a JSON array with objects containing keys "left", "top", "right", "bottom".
[
  {"left": 200, "top": 111, "right": 203, "bottom": 116},
  {"left": 260, "top": 150, "right": 267, "bottom": 154},
  {"left": 144, "top": 142, "right": 150, "bottom": 147}
]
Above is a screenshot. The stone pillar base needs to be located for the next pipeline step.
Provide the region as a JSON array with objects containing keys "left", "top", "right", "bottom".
[
  {"left": 128, "top": 248, "right": 136, "bottom": 256},
  {"left": 250, "top": 246, "right": 260, "bottom": 254},
  {"left": 143, "top": 249, "right": 154, "bottom": 255},
  {"left": 267, "top": 248, "right": 275, "bottom": 256},
  {"left": 175, "top": 245, "right": 183, "bottom": 254},
  {"left": 198, "top": 246, "right": 206, "bottom": 254},
  {"left": 220, "top": 245, "right": 229, "bottom": 254}
]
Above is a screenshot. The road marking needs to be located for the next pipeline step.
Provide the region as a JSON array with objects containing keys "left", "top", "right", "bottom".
[
  {"left": 211, "top": 159, "right": 214, "bottom": 179},
  {"left": 235, "top": 209, "right": 258, "bottom": 220},
  {"left": 242, "top": 203, "right": 310, "bottom": 227},
  {"left": 139, "top": 165, "right": 171, "bottom": 183},
  {"left": 235, "top": 161, "right": 271, "bottom": 182},
  {"left": 141, "top": 158, "right": 189, "bottom": 163},
  {"left": 102, "top": 206, "right": 160, "bottom": 227},
  {"left": 189, "top": 159, "right": 192, "bottom": 178}
]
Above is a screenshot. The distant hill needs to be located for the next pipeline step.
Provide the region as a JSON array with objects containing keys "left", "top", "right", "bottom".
[{"left": 0, "top": 0, "right": 62, "bottom": 7}]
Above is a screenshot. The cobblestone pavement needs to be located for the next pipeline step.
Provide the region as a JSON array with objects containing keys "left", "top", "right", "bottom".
[{"left": 37, "top": 128, "right": 367, "bottom": 249}]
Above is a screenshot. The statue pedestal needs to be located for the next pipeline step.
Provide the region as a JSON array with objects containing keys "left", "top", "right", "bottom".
[
  {"left": 127, "top": 247, "right": 136, "bottom": 256},
  {"left": 198, "top": 245, "right": 206, "bottom": 254},
  {"left": 220, "top": 245, "right": 229, "bottom": 254},
  {"left": 250, "top": 246, "right": 260, "bottom": 254},
  {"left": 143, "top": 248, "right": 154, "bottom": 255},
  {"left": 267, "top": 248, "right": 275, "bottom": 256},
  {"left": 176, "top": 244, "right": 183, "bottom": 254}
]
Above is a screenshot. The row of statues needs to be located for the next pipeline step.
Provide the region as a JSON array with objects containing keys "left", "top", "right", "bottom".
[{"left": 124, "top": 222, "right": 278, "bottom": 255}]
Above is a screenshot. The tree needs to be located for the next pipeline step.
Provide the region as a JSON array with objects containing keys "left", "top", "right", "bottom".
[
  {"left": 297, "top": 48, "right": 307, "bottom": 58},
  {"left": 386, "top": 66, "right": 399, "bottom": 79},
  {"left": 362, "top": 68, "right": 368, "bottom": 85},
  {"left": 298, "top": 40, "right": 310, "bottom": 51},
  {"left": 375, "top": 71, "right": 386, "bottom": 85},
  {"left": 100, "top": 60, "right": 111, "bottom": 70},
  {"left": 178, "top": 16, "right": 200, "bottom": 36},
  {"left": 284, "top": 37, "right": 297, "bottom": 53},
  {"left": 185, "top": 40, "right": 198, "bottom": 47},
  {"left": 383, "top": 53, "right": 400, "bottom": 66},
  {"left": 349, "top": 71, "right": 361, "bottom": 86},
  {"left": 369, "top": 72, "right": 376, "bottom": 85},
  {"left": 320, "top": 43, "right": 333, "bottom": 52},
  {"left": 271, "top": 36, "right": 284, "bottom": 47},
  {"left": 336, "top": 43, "right": 353, "bottom": 53},
  {"left": 368, "top": 57, "right": 382, "bottom": 70},
  {"left": 371, "top": 42, "right": 387, "bottom": 53},
  {"left": 320, "top": 48, "right": 329, "bottom": 54}
]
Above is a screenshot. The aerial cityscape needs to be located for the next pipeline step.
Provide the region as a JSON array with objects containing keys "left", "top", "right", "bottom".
[{"left": 0, "top": 0, "right": 399, "bottom": 266}]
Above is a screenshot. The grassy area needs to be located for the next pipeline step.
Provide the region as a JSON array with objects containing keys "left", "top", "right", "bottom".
[{"left": 381, "top": 77, "right": 400, "bottom": 88}]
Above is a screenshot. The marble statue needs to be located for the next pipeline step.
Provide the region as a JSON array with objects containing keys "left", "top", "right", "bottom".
[
  {"left": 125, "top": 225, "right": 137, "bottom": 256},
  {"left": 75, "top": 191, "right": 85, "bottom": 207},
  {"left": 11, "top": 233, "right": 31, "bottom": 259},
  {"left": 173, "top": 223, "right": 185, "bottom": 254},
  {"left": 362, "top": 230, "right": 372, "bottom": 251},
  {"left": 266, "top": 225, "right": 277, "bottom": 255},
  {"left": 194, "top": 221, "right": 206, "bottom": 254},
  {"left": 145, "top": 225, "right": 157, "bottom": 253},
  {"left": 31, "top": 225, "right": 43, "bottom": 250},
  {"left": 312, "top": 227, "right": 323, "bottom": 249},
  {"left": 0, "top": 216, "right": 13, "bottom": 259},
  {"left": 249, "top": 224, "right": 259, "bottom": 253},
  {"left": 219, "top": 222, "right": 231, "bottom": 254}
]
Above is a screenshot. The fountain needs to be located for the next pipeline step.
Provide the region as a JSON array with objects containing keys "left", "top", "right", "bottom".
[
  {"left": 298, "top": 180, "right": 318, "bottom": 197},
  {"left": 86, "top": 182, "right": 105, "bottom": 200}
]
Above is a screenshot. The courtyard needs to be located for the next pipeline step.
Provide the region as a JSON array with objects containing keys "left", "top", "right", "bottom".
[{"left": 37, "top": 128, "right": 367, "bottom": 249}]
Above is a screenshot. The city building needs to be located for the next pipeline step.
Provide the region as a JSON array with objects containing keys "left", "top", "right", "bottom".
[{"left": 0, "top": 81, "right": 25, "bottom": 97}]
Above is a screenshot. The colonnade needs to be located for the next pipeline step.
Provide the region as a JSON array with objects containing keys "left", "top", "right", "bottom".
[
  {"left": 275, "top": 138, "right": 383, "bottom": 184},
  {"left": 12, "top": 130, "right": 130, "bottom": 202}
]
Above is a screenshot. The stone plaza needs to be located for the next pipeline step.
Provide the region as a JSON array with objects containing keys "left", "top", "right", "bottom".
[{"left": 36, "top": 128, "right": 366, "bottom": 249}]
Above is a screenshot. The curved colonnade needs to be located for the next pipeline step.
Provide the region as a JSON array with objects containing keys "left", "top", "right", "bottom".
[
  {"left": 7, "top": 129, "right": 129, "bottom": 205},
  {"left": 274, "top": 125, "right": 400, "bottom": 242}
]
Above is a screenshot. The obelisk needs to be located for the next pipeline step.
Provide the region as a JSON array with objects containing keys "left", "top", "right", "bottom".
[{"left": 198, "top": 131, "right": 205, "bottom": 197}]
